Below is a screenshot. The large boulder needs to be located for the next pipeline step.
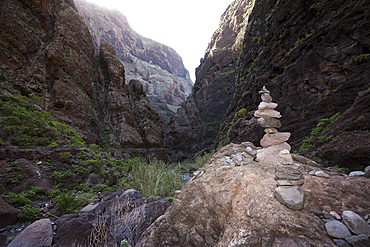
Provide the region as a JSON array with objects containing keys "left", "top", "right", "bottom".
[
  {"left": 137, "top": 143, "right": 370, "bottom": 247},
  {"left": 0, "top": 196, "right": 20, "bottom": 228},
  {"left": 8, "top": 219, "right": 52, "bottom": 247}
]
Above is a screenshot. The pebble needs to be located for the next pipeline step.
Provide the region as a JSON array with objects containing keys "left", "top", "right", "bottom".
[
  {"left": 348, "top": 171, "right": 366, "bottom": 177},
  {"left": 315, "top": 171, "right": 329, "bottom": 178}
]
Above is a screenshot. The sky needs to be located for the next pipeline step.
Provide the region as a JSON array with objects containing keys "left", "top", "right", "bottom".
[{"left": 85, "top": 0, "right": 233, "bottom": 82}]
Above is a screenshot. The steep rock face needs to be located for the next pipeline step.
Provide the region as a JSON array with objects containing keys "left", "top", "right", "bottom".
[
  {"left": 75, "top": 0, "right": 193, "bottom": 109},
  {"left": 137, "top": 143, "right": 370, "bottom": 246},
  {"left": 216, "top": 0, "right": 370, "bottom": 166},
  {"left": 0, "top": 0, "right": 100, "bottom": 143},
  {"left": 0, "top": 0, "right": 167, "bottom": 161},
  {"left": 316, "top": 89, "right": 370, "bottom": 170},
  {"left": 97, "top": 40, "right": 166, "bottom": 159},
  {"left": 165, "top": 0, "right": 254, "bottom": 161}
]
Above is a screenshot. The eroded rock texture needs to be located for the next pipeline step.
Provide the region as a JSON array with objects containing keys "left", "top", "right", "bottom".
[{"left": 137, "top": 144, "right": 370, "bottom": 247}]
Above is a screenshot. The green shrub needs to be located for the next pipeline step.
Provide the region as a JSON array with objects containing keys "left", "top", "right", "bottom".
[
  {"left": 237, "top": 108, "right": 247, "bottom": 117},
  {"left": 75, "top": 183, "right": 93, "bottom": 193},
  {"left": 2, "top": 192, "right": 31, "bottom": 206},
  {"left": 94, "top": 184, "right": 112, "bottom": 193},
  {"left": 299, "top": 112, "right": 340, "bottom": 152},
  {"left": 167, "top": 197, "right": 174, "bottom": 203},
  {"left": 130, "top": 159, "right": 184, "bottom": 198},
  {"left": 2, "top": 187, "right": 44, "bottom": 206},
  {"left": 17, "top": 205, "right": 41, "bottom": 222},
  {"left": 0, "top": 91, "right": 85, "bottom": 148}
]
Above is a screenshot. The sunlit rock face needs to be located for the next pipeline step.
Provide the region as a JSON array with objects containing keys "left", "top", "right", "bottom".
[{"left": 75, "top": 0, "right": 193, "bottom": 112}]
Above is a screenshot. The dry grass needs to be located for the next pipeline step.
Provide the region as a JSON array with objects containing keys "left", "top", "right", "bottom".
[{"left": 74, "top": 199, "right": 148, "bottom": 247}]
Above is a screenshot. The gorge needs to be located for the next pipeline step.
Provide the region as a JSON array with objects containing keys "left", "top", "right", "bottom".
[{"left": 0, "top": 0, "right": 369, "bottom": 246}]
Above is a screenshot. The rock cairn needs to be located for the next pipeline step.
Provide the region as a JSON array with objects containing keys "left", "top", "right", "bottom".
[
  {"left": 254, "top": 86, "right": 291, "bottom": 164},
  {"left": 274, "top": 149, "right": 306, "bottom": 210}
]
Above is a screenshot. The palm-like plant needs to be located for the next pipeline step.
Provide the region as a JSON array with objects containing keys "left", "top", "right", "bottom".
[{"left": 54, "top": 190, "right": 82, "bottom": 215}]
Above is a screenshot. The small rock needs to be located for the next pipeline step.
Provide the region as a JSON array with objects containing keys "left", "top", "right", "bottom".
[
  {"left": 86, "top": 173, "right": 102, "bottom": 185},
  {"left": 342, "top": 211, "right": 370, "bottom": 237},
  {"left": 242, "top": 157, "right": 254, "bottom": 165},
  {"left": 277, "top": 179, "right": 304, "bottom": 186},
  {"left": 310, "top": 210, "right": 335, "bottom": 219},
  {"left": 175, "top": 190, "right": 181, "bottom": 196},
  {"left": 345, "top": 235, "right": 370, "bottom": 247},
  {"left": 258, "top": 102, "right": 278, "bottom": 110},
  {"left": 309, "top": 171, "right": 316, "bottom": 175},
  {"left": 257, "top": 117, "right": 281, "bottom": 128},
  {"left": 330, "top": 211, "right": 341, "bottom": 220},
  {"left": 365, "top": 166, "right": 370, "bottom": 178},
  {"left": 244, "top": 147, "right": 257, "bottom": 157},
  {"left": 315, "top": 171, "right": 329, "bottom": 178},
  {"left": 8, "top": 219, "right": 53, "bottom": 247},
  {"left": 277, "top": 149, "right": 293, "bottom": 165},
  {"left": 260, "top": 132, "right": 291, "bottom": 148},
  {"left": 364, "top": 214, "right": 370, "bottom": 221},
  {"left": 254, "top": 109, "right": 281, "bottom": 118},
  {"left": 275, "top": 186, "right": 306, "bottom": 210},
  {"left": 333, "top": 239, "right": 351, "bottom": 247},
  {"left": 349, "top": 171, "right": 366, "bottom": 177},
  {"left": 80, "top": 201, "right": 106, "bottom": 214},
  {"left": 264, "top": 127, "right": 278, "bottom": 133},
  {"left": 261, "top": 93, "right": 272, "bottom": 103},
  {"left": 325, "top": 220, "right": 352, "bottom": 239},
  {"left": 222, "top": 166, "right": 231, "bottom": 170},
  {"left": 119, "top": 189, "right": 142, "bottom": 201},
  {"left": 275, "top": 163, "right": 304, "bottom": 180}
]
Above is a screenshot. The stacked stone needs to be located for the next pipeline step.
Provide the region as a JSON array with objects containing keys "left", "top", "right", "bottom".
[
  {"left": 254, "top": 86, "right": 291, "bottom": 164},
  {"left": 274, "top": 149, "right": 306, "bottom": 210}
]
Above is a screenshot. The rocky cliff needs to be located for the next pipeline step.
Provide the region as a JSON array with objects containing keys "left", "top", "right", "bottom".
[
  {"left": 165, "top": 0, "right": 254, "bottom": 161},
  {"left": 74, "top": 0, "right": 193, "bottom": 130},
  {"left": 167, "top": 0, "right": 370, "bottom": 170},
  {"left": 0, "top": 0, "right": 167, "bottom": 160},
  {"left": 216, "top": 0, "right": 370, "bottom": 171}
]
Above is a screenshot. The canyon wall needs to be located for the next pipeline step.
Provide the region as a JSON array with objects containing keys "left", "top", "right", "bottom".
[
  {"left": 0, "top": 0, "right": 167, "bottom": 160},
  {"left": 167, "top": 0, "right": 370, "bottom": 170},
  {"left": 75, "top": 0, "right": 193, "bottom": 130}
]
